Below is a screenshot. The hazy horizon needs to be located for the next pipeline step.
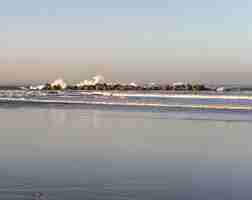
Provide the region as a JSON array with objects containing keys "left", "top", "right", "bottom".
[{"left": 1, "top": 0, "right": 252, "bottom": 84}]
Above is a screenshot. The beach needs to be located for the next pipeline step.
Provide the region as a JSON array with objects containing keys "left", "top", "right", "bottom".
[{"left": 0, "top": 91, "right": 252, "bottom": 199}]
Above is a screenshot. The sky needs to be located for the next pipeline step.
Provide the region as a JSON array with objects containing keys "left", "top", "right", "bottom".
[{"left": 0, "top": 0, "right": 252, "bottom": 84}]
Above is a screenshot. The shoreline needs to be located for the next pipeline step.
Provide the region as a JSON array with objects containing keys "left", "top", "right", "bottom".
[{"left": 1, "top": 97, "right": 252, "bottom": 111}]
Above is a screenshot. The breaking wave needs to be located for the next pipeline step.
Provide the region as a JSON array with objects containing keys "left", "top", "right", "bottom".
[
  {"left": 1, "top": 90, "right": 252, "bottom": 111},
  {"left": 1, "top": 97, "right": 252, "bottom": 111},
  {"left": 92, "top": 91, "right": 252, "bottom": 100}
]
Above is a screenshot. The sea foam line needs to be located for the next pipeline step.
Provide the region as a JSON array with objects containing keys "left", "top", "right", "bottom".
[
  {"left": 0, "top": 97, "right": 252, "bottom": 111},
  {"left": 91, "top": 91, "right": 252, "bottom": 100}
]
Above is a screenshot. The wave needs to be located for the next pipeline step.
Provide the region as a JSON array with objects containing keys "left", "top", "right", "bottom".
[
  {"left": 1, "top": 97, "right": 252, "bottom": 111},
  {"left": 91, "top": 91, "right": 252, "bottom": 100},
  {"left": 2, "top": 90, "right": 252, "bottom": 100}
]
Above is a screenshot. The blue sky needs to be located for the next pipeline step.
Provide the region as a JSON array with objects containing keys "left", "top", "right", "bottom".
[
  {"left": 0, "top": 0, "right": 252, "bottom": 84},
  {"left": 0, "top": 0, "right": 252, "bottom": 48},
  {"left": 0, "top": 0, "right": 250, "bottom": 17}
]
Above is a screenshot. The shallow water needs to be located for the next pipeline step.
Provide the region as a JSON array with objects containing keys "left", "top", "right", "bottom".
[{"left": 1, "top": 100, "right": 252, "bottom": 199}]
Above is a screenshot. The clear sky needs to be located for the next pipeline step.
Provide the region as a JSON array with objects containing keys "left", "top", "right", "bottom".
[{"left": 0, "top": 0, "right": 252, "bottom": 84}]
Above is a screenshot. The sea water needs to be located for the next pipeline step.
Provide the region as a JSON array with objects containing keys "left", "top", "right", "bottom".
[{"left": 0, "top": 90, "right": 252, "bottom": 199}]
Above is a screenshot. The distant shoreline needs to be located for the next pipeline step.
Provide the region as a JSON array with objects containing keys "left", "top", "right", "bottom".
[{"left": 2, "top": 86, "right": 252, "bottom": 93}]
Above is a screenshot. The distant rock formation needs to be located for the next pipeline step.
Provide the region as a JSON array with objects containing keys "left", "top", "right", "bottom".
[
  {"left": 28, "top": 75, "right": 213, "bottom": 92},
  {"left": 30, "top": 78, "right": 67, "bottom": 90}
]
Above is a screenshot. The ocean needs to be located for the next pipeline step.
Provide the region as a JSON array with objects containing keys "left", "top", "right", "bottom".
[{"left": 1, "top": 90, "right": 252, "bottom": 199}]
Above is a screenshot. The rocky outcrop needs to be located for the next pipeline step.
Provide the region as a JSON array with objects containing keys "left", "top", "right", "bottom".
[{"left": 28, "top": 75, "right": 212, "bottom": 92}]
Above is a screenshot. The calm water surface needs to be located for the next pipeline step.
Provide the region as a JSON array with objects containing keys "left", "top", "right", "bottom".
[{"left": 0, "top": 105, "right": 252, "bottom": 199}]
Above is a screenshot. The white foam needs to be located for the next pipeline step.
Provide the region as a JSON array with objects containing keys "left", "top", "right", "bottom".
[
  {"left": 1, "top": 97, "right": 252, "bottom": 110},
  {"left": 76, "top": 75, "right": 105, "bottom": 87},
  {"left": 91, "top": 91, "right": 252, "bottom": 100},
  {"left": 50, "top": 78, "right": 67, "bottom": 89}
]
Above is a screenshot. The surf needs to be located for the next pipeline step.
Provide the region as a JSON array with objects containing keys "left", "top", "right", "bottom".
[{"left": 1, "top": 97, "right": 252, "bottom": 111}]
